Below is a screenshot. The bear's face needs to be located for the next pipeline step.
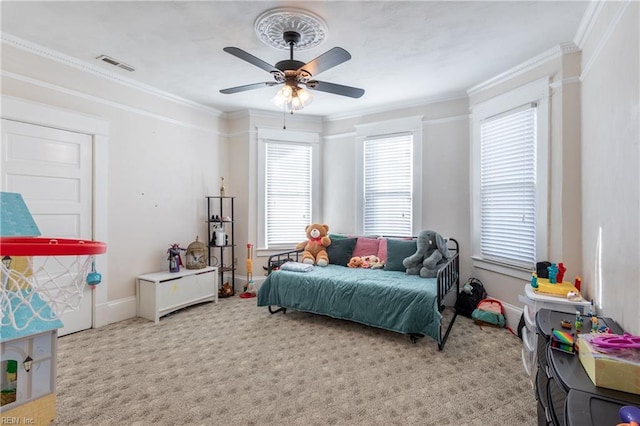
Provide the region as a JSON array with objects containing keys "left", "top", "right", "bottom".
[
  {"left": 306, "top": 223, "right": 329, "bottom": 239},
  {"left": 348, "top": 256, "right": 363, "bottom": 268}
]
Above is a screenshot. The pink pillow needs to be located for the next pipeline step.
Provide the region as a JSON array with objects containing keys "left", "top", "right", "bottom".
[
  {"left": 377, "top": 238, "right": 387, "bottom": 262},
  {"left": 352, "top": 237, "right": 380, "bottom": 258}
]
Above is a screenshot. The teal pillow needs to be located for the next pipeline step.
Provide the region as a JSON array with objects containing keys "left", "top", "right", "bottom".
[
  {"left": 327, "top": 238, "right": 357, "bottom": 266},
  {"left": 328, "top": 233, "right": 348, "bottom": 240},
  {"left": 384, "top": 238, "right": 417, "bottom": 271}
]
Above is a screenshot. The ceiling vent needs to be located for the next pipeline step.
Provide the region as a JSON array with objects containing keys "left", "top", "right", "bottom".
[{"left": 96, "top": 55, "right": 135, "bottom": 72}]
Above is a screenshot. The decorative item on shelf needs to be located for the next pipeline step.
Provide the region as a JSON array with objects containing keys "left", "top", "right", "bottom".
[
  {"left": 547, "top": 263, "right": 558, "bottom": 284},
  {"left": 575, "top": 311, "right": 583, "bottom": 332},
  {"left": 557, "top": 262, "right": 566, "bottom": 283},
  {"left": 551, "top": 328, "right": 575, "bottom": 354},
  {"left": 210, "top": 224, "right": 226, "bottom": 247},
  {"left": 219, "top": 177, "right": 225, "bottom": 197},
  {"left": 574, "top": 275, "right": 582, "bottom": 291},
  {"left": 167, "top": 243, "right": 185, "bottom": 273},
  {"left": 530, "top": 272, "right": 538, "bottom": 288},
  {"left": 185, "top": 236, "right": 207, "bottom": 270}
]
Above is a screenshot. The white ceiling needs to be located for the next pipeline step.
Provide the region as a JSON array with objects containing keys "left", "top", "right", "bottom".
[{"left": 0, "top": 1, "right": 590, "bottom": 117}]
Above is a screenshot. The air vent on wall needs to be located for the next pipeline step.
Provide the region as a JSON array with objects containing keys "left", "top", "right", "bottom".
[{"left": 96, "top": 55, "right": 135, "bottom": 72}]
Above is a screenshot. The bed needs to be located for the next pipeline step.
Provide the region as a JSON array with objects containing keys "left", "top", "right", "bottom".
[{"left": 257, "top": 238, "right": 460, "bottom": 350}]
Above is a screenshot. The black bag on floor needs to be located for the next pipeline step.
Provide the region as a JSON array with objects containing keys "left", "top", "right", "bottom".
[{"left": 455, "top": 278, "right": 487, "bottom": 318}]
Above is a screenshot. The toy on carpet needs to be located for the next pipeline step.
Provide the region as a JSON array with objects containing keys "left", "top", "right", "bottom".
[
  {"left": 219, "top": 282, "right": 233, "bottom": 298},
  {"left": 295, "top": 223, "right": 331, "bottom": 266},
  {"left": 402, "top": 230, "right": 451, "bottom": 278},
  {"left": 240, "top": 243, "right": 256, "bottom": 299}
]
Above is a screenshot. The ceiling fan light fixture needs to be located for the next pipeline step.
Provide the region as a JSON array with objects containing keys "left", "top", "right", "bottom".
[
  {"left": 273, "top": 85, "right": 313, "bottom": 111},
  {"left": 295, "top": 87, "right": 313, "bottom": 107}
]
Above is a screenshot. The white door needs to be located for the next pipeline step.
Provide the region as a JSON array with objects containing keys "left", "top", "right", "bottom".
[{"left": 1, "top": 119, "right": 93, "bottom": 336}]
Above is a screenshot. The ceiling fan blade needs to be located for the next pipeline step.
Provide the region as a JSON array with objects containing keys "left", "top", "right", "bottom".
[
  {"left": 305, "top": 81, "right": 365, "bottom": 99},
  {"left": 299, "top": 47, "right": 351, "bottom": 77},
  {"left": 223, "top": 47, "right": 283, "bottom": 76},
  {"left": 220, "top": 81, "right": 279, "bottom": 94}
]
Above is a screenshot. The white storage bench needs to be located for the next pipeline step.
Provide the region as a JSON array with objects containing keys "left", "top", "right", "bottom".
[{"left": 137, "top": 266, "right": 217, "bottom": 323}]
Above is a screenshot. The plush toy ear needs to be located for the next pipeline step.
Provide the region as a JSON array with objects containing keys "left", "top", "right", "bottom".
[
  {"left": 322, "top": 224, "right": 329, "bottom": 234},
  {"left": 436, "top": 233, "right": 451, "bottom": 258}
]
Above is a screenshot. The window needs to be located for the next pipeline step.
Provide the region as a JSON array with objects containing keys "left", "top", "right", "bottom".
[
  {"left": 363, "top": 134, "right": 413, "bottom": 236},
  {"left": 471, "top": 78, "right": 549, "bottom": 276},
  {"left": 480, "top": 105, "right": 537, "bottom": 265},
  {"left": 356, "top": 116, "right": 423, "bottom": 236},
  {"left": 257, "top": 128, "right": 319, "bottom": 250},
  {"left": 265, "top": 141, "right": 312, "bottom": 245}
]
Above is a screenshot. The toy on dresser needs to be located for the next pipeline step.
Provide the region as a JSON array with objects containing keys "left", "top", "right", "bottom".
[{"left": 531, "top": 260, "right": 583, "bottom": 300}]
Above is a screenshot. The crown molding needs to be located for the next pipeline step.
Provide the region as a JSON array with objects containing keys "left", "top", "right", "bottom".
[
  {"left": 2, "top": 70, "right": 221, "bottom": 135},
  {"left": 467, "top": 42, "right": 580, "bottom": 97},
  {"left": 323, "top": 91, "right": 468, "bottom": 122},
  {"left": 579, "top": 0, "right": 631, "bottom": 82},
  {"left": 573, "top": 1, "right": 605, "bottom": 49},
  {"left": 1, "top": 32, "right": 223, "bottom": 117}
]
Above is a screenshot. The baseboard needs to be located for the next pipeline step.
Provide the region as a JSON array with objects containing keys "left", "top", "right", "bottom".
[
  {"left": 234, "top": 275, "right": 267, "bottom": 292},
  {"left": 500, "top": 300, "right": 524, "bottom": 333},
  {"left": 94, "top": 295, "right": 137, "bottom": 328}
]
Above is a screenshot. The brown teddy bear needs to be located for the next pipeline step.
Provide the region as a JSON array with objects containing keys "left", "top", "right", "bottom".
[{"left": 295, "top": 223, "right": 331, "bottom": 266}]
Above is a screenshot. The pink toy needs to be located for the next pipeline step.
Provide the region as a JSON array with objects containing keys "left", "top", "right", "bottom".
[{"left": 591, "top": 333, "right": 640, "bottom": 349}]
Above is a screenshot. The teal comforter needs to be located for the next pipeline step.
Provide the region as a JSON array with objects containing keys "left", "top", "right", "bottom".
[{"left": 257, "top": 264, "right": 441, "bottom": 341}]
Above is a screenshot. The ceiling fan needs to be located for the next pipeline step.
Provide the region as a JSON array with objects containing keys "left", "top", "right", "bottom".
[{"left": 220, "top": 31, "right": 365, "bottom": 111}]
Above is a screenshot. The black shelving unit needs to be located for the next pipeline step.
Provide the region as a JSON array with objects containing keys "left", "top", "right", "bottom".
[{"left": 206, "top": 196, "right": 235, "bottom": 296}]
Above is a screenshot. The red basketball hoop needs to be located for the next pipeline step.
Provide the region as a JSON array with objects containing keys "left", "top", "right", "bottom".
[
  {"left": 0, "top": 237, "right": 107, "bottom": 331},
  {"left": 0, "top": 237, "right": 107, "bottom": 257}
]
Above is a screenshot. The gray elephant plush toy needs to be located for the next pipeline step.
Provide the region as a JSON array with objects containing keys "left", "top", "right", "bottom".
[{"left": 402, "top": 230, "right": 451, "bottom": 278}]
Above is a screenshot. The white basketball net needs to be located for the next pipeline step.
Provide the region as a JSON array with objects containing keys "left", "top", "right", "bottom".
[{"left": 0, "top": 254, "right": 93, "bottom": 331}]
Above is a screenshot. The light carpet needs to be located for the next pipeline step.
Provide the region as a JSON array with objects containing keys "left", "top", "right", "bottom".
[{"left": 54, "top": 296, "right": 536, "bottom": 425}]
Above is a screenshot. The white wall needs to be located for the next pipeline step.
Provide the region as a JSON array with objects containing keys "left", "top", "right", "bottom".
[
  {"left": 323, "top": 98, "right": 472, "bottom": 280},
  {"left": 466, "top": 46, "right": 583, "bottom": 317},
  {"left": 580, "top": 1, "right": 639, "bottom": 334},
  {"left": 2, "top": 2, "right": 638, "bottom": 334},
  {"left": 1, "top": 42, "right": 224, "bottom": 325}
]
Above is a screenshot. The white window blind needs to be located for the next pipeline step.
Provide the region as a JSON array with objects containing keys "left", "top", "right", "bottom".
[
  {"left": 480, "top": 104, "right": 537, "bottom": 267},
  {"left": 363, "top": 134, "right": 413, "bottom": 236},
  {"left": 265, "top": 141, "right": 312, "bottom": 246}
]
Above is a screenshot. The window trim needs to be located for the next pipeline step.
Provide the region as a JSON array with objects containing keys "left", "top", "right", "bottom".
[
  {"left": 257, "top": 127, "right": 320, "bottom": 252},
  {"left": 355, "top": 116, "right": 423, "bottom": 236},
  {"left": 471, "top": 78, "right": 549, "bottom": 278}
]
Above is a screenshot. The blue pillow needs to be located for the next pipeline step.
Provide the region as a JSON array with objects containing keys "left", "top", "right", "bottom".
[
  {"left": 384, "top": 238, "right": 417, "bottom": 271},
  {"left": 326, "top": 238, "right": 357, "bottom": 266}
]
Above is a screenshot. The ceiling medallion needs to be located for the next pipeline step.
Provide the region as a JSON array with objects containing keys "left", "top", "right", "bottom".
[{"left": 254, "top": 7, "right": 327, "bottom": 51}]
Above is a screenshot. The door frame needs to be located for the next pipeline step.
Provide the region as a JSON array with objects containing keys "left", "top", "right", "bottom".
[{"left": 1, "top": 95, "right": 110, "bottom": 328}]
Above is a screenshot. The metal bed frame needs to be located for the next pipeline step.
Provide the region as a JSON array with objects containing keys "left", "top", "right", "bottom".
[{"left": 264, "top": 237, "right": 460, "bottom": 351}]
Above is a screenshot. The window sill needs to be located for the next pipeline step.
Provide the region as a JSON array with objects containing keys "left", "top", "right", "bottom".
[
  {"left": 257, "top": 246, "right": 298, "bottom": 258},
  {"left": 472, "top": 256, "right": 533, "bottom": 280}
]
